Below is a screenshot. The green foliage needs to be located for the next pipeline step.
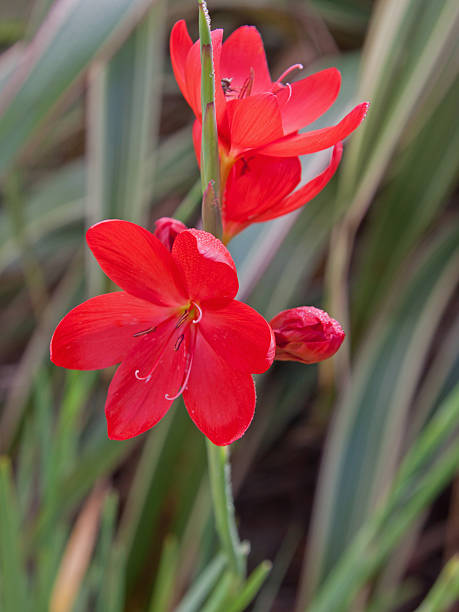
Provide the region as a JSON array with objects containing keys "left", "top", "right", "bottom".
[{"left": 0, "top": 0, "right": 457, "bottom": 610}]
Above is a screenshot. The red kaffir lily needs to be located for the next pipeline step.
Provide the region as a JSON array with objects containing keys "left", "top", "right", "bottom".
[
  {"left": 154, "top": 216, "right": 187, "bottom": 251},
  {"left": 170, "top": 20, "right": 368, "bottom": 162},
  {"left": 270, "top": 306, "right": 345, "bottom": 364},
  {"left": 170, "top": 21, "right": 367, "bottom": 242},
  {"left": 50, "top": 220, "right": 275, "bottom": 446}
]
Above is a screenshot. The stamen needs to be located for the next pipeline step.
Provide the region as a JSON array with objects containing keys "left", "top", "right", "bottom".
[
  {"left": 238, "top": 67, "right": 255, "bottom": 99},
  {"left": 174, "top": 334, "right": 184, "bottom": 351},
  {"left": 165, "top": 351, "right": 193, "bottom": 400},
  {"left": 191, "top": 302, "right": 202, "bottom": 324},
  {"left": 135, "top": 369, "right": 152, "bottom": 382},
  {"left": 133, "top": 326, "right": 155, "bottom": 337},
  {"left": 176, "top": 310, "right": 189, "bottom": 328},
  {"left": 275, "top": 63, "right": 303, "bottom": 84},
  {"left": 285, "top": 82, "right": 292, "bottom": 103}
]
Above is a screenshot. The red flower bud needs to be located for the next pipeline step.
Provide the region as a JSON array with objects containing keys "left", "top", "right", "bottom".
[
  {"left": 270, "top": 306, "right": 345, "bottom": 364},
  {"left": 153, "top": 217, "right": 187, "bottom": 251}
]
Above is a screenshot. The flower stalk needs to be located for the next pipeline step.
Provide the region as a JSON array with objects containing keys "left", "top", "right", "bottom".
[
  {"left": 206, "top": 442, "right": 246, "bottom": 578},
  {"left": 198, "top": 0, "right": 245, "bottom": 582},
  {"left": 198, "top": 0, "right": 222, "bottom": 240}
]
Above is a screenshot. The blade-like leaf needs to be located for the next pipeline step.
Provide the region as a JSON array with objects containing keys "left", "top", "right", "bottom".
[{"left": 0, "top": 0, "right": 158, "bottom": 177}]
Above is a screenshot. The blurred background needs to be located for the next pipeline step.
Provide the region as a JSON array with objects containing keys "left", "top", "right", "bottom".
[{"left": 0, "top": 0, "right": 458, "bottom": 610}]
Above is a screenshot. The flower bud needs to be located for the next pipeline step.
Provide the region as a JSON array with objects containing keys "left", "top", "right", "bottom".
[
  {"left": 269, "top": 306, "right": 345, "bottom": 364},
  {"left": 154, "top": 217, "right": 187, "bottom": 250}
]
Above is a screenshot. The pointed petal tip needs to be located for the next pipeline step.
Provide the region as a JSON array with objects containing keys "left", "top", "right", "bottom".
[
  {"left": 360, "top": 101, "right": 370, "bottom": 119},
  {"left": 106, "top": 414, "right": 147, "bottom": 440}
]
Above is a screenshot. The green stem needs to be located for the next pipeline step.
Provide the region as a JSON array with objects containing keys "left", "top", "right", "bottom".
[
  {"left": 206, "top": 441, "right": 246, "bottom": 580},
  {"left": 197, "top": 0, "right": 244, "bottom": 583},
  {"left": 198, "top": 0, "right": 222, "bottom": 240}
]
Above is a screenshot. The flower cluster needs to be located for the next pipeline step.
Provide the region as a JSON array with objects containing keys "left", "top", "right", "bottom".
[
  {"left": 50, "top": 20, "right": 361, "bottom": 445},
  {"left": 170, "top": 21, "right": 368, "bottom": 240}
]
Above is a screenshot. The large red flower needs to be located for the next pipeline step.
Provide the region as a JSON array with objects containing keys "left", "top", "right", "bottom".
[
  {"left": 50, "top": 220, "right": 275, "bottom": 446},
  {"left": 170, "top": 20, "right": 368, "bottom": 161}
]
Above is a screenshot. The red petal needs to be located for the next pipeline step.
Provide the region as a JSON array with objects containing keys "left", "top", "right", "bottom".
[
  {"left": 183, "top": 331, "right": 256, "bottom": 445},
  {"left": 50, "top": 292, "right": 171, "bottom": 370},
  {"left": 105, "top": 317, "right": 189, "bottom": 440},
  {"left": 227, "top": 93, "right": 284, "bottom": 154},
  {"left": 170, "top": 20, "right": 193, "bottom": 107},
  {"left": 86, "top": 220, "right": 187, "bottom": 306},
  {"left": 223, "top": 154, "right": 300, "bottom": 235},
  {"left": 172, "top": 229, "right": 239, "bottom": 302},
  {"left": 185, "top": 29, "right": 226, "bottom": 124},
  {"left": 193, "top": 118, "right": 231, "bottom": 165},
  {"left": 276, "top": 68, "right": 341, "bottom": 134},
  {"left": 254, "top": 143, "right": 343, "bottom": 222},
  {"left": 199, "top": 299, "right": 275, "bottom": 374},
  {"left": 220, "top": 26, "right": 272, "bottom": 95},
  {"left": 257, "top": 102, "right": 369, "bottom": 156}
]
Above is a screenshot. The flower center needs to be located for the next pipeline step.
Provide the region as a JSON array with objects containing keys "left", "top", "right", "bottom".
[
  {"left": 133, "top": 301, "right": 202, "bottom": 400},
  {"left": 221, "top": 67, "right": 254, "bottom": 100}
]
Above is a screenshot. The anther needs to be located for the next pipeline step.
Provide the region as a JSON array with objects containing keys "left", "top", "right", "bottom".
[
  {"left": 238, "top": 67, "right": 254, "bottom": 99},
  {"left": 174, "top": 334, "right": 184, "bottom": 351},
  {"left": 276, "top": 63, "right": 303, "bottom": 84},
  {"left": 133, "top": 326, "right": 155, "bottom": 337},
  {"left": 176, "top": 311, "right": 189, "bottom": 328}
]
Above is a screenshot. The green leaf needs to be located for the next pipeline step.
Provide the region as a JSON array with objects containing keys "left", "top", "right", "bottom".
[
  {"left": 303, "top": 224, "right": 459, "bottom": 600},
  {"left": 0, "top": 457, "right": 28, "bottom": 611},
  {"left": 306, "top": 384, "right": 459, "bottom": 612},
  {"left": 148, "top": 536, "right": 180, "bottom": 612},
  {"left": 86, "top": 0, "right": 166, "bottom": 227},
  {"left": 225, "top": 561, "right": 272, "bottom": 612},
  {"left": 176, "top": 554, "right": 226, "bottom": 612},
  {"left": 414, "top": 555, "right": 459, "bottom": 612},
  {"left": 0, "top": 0, "right": 159, "bottom": 177}
]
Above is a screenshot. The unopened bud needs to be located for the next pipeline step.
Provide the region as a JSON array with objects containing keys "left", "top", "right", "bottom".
[
  {"left": 270, "top": 306, "right": 345, "bottom": 364},
  {"left": 154, "top": 217, "right": 187, "bottom": 251}
]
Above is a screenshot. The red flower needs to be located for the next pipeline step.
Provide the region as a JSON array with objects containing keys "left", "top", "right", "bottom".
[
  {"left": 154, "top": 217, "right": 187, "bottom": 251},
  {"left": 270, "top": 306, "right": 344, "bottom": 364},
  {"left": 222, "top": 144, "right": 342, "bottom": 241},
  {"left": 50, "top": 220, "right": 275, "bottom": 446},
  {"left": 170, "top": 20, "right": 368, "bottom": 161},
  {"left": 170, "top": 20, "right": 367, "bottom": 242}
]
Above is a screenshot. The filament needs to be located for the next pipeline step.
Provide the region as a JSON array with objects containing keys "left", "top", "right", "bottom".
[
  {"left": 165, "top": 351, "right": 193, "bottom": 400},
  {"left": 276, "top": 63, "right": 303, "bottom": 84},
  {"left": 135, "top": 369, "right": 152, "bottom": 382}
]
